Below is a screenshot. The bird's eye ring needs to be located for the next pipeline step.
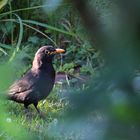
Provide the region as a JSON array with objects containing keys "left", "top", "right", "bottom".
[{"left": 45, "top": 50, "right": 49, "bottom": 54}]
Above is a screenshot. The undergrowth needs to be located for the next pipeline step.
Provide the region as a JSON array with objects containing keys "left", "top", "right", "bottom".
[{"left": 0, "top": 0, "right": 100, "bottom": 139}]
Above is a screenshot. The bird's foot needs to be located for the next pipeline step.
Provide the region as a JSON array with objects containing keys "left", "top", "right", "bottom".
[
  {"left": 24, "top": 107, "right": 29, "bottom": 114},
  {"left": 24, "top": 108, "right": 33, "bottom": 119},
  {"left": 38, "top": 111, "right": 46, "bottom": 120}
]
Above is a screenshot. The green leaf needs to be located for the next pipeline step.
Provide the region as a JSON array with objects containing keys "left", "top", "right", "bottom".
[
  {"left": 22, "top": 19, "right": 76, "bottom": 37},
  {"left": 9, "top": 14, "right": 23, "bottom": 62},
  {"left": 0, "top": 43, "right": 11, "bottom": 50},
  {"left": 0, "top": 0, "right": 8, "bottom": 10}
]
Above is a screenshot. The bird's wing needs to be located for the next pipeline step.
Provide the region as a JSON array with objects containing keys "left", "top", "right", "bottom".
[
  {"left": 8, "top": 71, "right": 38, "bottom": 103},
  {"left": 8, "top": 71, "right": 36, "bottom": 95},
  {"left": 9, "top": 80, "right": 32, "bottom": 94}
]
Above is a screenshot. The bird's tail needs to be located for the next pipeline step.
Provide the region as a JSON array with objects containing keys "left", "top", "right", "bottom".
[
  {"left": 0, "top": 90, "right": 11, "bottom": 100},
  {"left": 7, "top": 91, "right": 18, "bottom": 101},
  {"left": 2, "top": 89, "right": 15, "bottom": 100},
  {"left": 7, "top": 94, "right": 13, "bottom": 100}
]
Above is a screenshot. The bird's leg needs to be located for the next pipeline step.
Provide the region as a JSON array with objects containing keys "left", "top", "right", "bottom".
[
  {"left": 33, "top": 102, "right": 40, "bottom": 113},
  {"left": 24, "top": 104, "right": 28, "bottom": 109},
  {"left": 24, "top": 104, "right": 30, "bottom": 115},
  {"left": 34, "top": 103, "right": 46, "bottom": 119}
]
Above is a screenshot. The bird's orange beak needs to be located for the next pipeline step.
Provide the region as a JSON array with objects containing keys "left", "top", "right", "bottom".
[{"left": 55, "top": 48, "right": 65, "bottom": 54}]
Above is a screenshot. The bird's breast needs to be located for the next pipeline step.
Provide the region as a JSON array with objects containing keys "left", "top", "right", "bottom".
[{"left": 35, "top": 70, "right": 55, "bottom": 99}]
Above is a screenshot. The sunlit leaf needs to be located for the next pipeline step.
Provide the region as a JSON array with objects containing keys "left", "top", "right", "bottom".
[{"left": 0, "top": 0, "right": 8, "bottom": 10}]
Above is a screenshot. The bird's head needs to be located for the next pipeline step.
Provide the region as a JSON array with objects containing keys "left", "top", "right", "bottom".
[{"left": 32, "top": 46, "right": 65, "bottom": 70}]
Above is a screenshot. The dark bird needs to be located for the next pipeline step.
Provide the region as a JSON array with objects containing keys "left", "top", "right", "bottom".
[{"left": 8, "top": 46, "right": 65, "bottom": 112}]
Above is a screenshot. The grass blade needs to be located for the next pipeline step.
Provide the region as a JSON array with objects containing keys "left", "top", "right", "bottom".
[
  {"left": 0, "top": 0, "right": 8, "bottom": 10},
  {"left": 9, "top": 14, "right": 23, "bottom": 62},
  {"left": 23, "top": 23, "right": 57, "bottom": 46},
  {"left": 0, "top": 43, "right": 11, "bottom": 50},
  {"left": 22, "top": 20, "right": 76, "bottom": 37}
]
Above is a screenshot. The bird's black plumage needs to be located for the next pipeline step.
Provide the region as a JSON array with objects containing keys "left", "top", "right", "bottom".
[{"left": 8, "top": 46, "right": 65, "bottom": 112}]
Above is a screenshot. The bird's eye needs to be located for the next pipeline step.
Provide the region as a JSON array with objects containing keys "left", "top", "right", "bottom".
[{"left": 45, "top": 50, "right": 49, "bottom": 54}]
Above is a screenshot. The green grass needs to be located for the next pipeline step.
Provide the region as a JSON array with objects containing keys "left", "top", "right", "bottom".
[
  {"left": 2, "top": 84, "right": 68, "bottom": 140},
  {"left": 0, "top": 62, "right": 68, "bottom": 139}
]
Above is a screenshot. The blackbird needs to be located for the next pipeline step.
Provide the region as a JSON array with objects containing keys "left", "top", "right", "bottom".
[{"left": 8, "top": 46, "right": 65, "bottom": 112}]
